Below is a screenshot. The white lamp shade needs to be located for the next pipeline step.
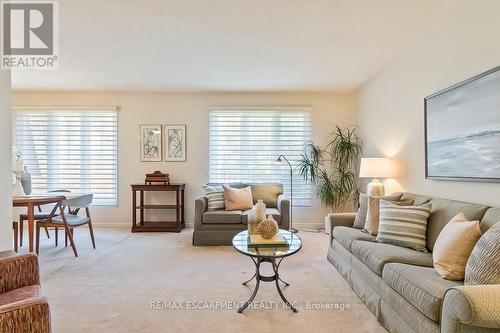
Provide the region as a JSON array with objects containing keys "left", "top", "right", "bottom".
[{"left": 359, "top": 158, "right": 396, "bottom": 178}]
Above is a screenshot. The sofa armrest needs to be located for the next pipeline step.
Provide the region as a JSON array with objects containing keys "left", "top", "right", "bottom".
[
  {"left": 0, "top": 297, "right": 51, "bottom": 333},
  {"left": 441, "top": 285, "right": 500, "bottom": 333},
  {"left": 277, "top": 194, "right": 290, "bottom": 229},
  {"left": 0, "top": 254, "right": 39, "bottom": 294},
  {"left": 194, "top": 197, "right": 208, "bottom": 229},
  {"left": 326, "top": 213, "right": 356, "bottom": 243}
]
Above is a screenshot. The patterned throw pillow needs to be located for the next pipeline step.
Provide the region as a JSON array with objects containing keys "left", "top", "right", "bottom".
[
  {"left": 353, "top": 193, "right": 402, "bottom": 229},
  {"left": 464, "top": 222, "right": 500, "bottom": 285},
  {"left": 203, "top": 185, "right": 225, "bottom": 211},
  {"left": 377, "top": 200, "right": 432, "bottom": 251}
]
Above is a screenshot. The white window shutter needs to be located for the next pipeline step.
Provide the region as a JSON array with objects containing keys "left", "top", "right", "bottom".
[
  {"left": 13, "top": 107, "right": 118, "bottom": 206},
  {"left": 208, "top": 107, "right": 312, "bottom": 206}
]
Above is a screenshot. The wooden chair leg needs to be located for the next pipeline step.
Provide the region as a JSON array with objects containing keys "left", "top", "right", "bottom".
[
  {"left": 44, "top": 227, "right": 50, "bottom": 239},
  {"left": 55, "top": 227, "right": 58, "bottom": 246},
  {"left": 65, "top": 231, "right": 68, "bottom": 247},
  {"left": 19, "top": 216, "right": 24, "bottom": 247},
  {"left": 13, "top": 222, "right": 18, "bottom": 253},
  {"left": 88, "top": 221, "right": 96, "bottom": 249},
  {"left": 64, "top": 225, "right": 78, "bottom": 257},
  {"left": 35, "top": 223, "right": 41, "bottom": 255}
]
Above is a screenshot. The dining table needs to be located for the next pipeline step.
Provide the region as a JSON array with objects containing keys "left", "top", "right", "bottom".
[{"left": 12, "top": 192, "right": 92, "bottom": 253}]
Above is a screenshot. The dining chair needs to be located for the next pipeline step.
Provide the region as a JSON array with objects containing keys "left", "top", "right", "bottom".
[
  {"left": 12, "top": 222, "right": 18, "bottom": 253},
  {"left": 18, "top": 189, "right": 71, "bottom": 248},
  {"left": 36, "top": 194, "right": 95, "bottom": 257}
]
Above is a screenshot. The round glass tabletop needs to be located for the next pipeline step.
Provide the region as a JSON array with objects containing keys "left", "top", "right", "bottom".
[{"left": 232, "top": 229, "right": 302, "bottom": 258}]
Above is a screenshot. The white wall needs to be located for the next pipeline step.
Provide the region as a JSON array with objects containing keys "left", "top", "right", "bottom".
[
  {"left": 0, "top": 70, "right": 12, "bottom": 251},
  {"left": 358, "top": 0, "right": 500, "bottom": 207},
  {"left": 12, "top": 91, "right": 357, "bottom": 227}
]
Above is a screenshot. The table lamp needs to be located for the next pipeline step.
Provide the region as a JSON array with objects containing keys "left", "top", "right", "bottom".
[{"left": 359, "top": 157, "right": 395, "bottom": 196}]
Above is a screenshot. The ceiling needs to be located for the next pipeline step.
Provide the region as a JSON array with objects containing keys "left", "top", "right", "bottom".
[{"left": 12, "top": 0, "right": 467, "bottom": 92}]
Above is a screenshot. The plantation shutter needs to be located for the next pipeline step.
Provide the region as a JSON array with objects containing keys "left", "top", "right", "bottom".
[
  {"left": 208, "top": 107, "right": 312, "bottom": 206},
  {"left": 13, "top": 107, "right": 118, "bottom": 206}
]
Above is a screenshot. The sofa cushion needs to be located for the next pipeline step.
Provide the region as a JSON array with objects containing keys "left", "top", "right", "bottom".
[
  {"left": 203, "top": 210, "right": 242, "bottom": 224},
  {"left": 365, "top": 198, "right": 415, "bottom": 235},
  {"left": 242, "top": 208, "right": 281, "bottom": 225},
  {"left": 353, "top": 193, "right": 402, "bottom": 229},
  {"left": 480, "top": 207, "right": 500, "bottom": 233},
  {"left": 382, "top": 263, "right": 462, "bottom": 321},
  {"left": 245, "top": 183, "right": 283, "bottom": 208},
  {"left": 223, "top": 186, "right": 253, "bottom": 211},
  {"left": 377, "top": 200, "right": 431, "bottom": 251},
  {"left": 399, "top": 192, "right": 432, "bottom": 206},
  {"left": 203, "top": 185, "right": 225, "bottom": 211},
  {"left": 465, "top": 222, "right": 500, "bottom": 285},
  {"left": 0, "top": 285, "right": 40, "bottom": 307},
  {"left": 433, "top": 213, "right": 481, "bottom": 280},
  {"left": 332, "top": 226, "right": 376, "bottom": 251},
  {"left": 351, "top": 240, "right": 433, "bottom": 275},
  {"left": 426, "top": 198, "right": 489, "bottom": 252}
]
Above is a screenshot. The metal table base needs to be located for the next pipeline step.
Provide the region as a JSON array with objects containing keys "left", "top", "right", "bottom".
[{"left": 238, "top": 257, "right": 297, "bottom": 313}]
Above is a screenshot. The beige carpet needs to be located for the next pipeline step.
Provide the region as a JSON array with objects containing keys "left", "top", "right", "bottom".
[{"left": 26, "top": 227, "right": 387, "bottom": 333}]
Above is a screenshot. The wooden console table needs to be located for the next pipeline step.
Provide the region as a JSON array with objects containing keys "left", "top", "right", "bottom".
[{"left": 131, "top": 183, "right": 185, "bottom": 232}]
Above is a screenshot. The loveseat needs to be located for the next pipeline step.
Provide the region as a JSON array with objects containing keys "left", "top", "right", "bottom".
[
  {"left": 327, "top": 192, "right": 500, "bottom": 333},
  {"left": 193, "top": 183, "right": 290, "bottom": 246}
]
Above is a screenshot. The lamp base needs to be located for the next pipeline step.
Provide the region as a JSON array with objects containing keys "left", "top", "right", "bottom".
[
  {"left": 289, "top": 228, "right": 298, "bottom": 234},
  {"left": 367, "top": 180, "right": 385, "bottom": 196}
]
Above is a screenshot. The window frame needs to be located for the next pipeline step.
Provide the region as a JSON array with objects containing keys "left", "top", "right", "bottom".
[
  {"left": 207, "top": 106, "right": 313, "bottom": 207},
  {"left": 12, "top": 105, "right": 119, "bottom": 206}
]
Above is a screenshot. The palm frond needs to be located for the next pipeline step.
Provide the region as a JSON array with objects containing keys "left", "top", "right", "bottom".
[{"left": 300, "top": 125, "right": 362, "bottom": 212}]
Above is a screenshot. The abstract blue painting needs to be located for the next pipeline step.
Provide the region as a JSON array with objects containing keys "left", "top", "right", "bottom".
[{"left": 425, "top": 66, "right": 500, "bottom": 181}]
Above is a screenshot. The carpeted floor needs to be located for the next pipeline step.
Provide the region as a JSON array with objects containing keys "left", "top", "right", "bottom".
[{"left": 28, "top": 227, "right": 386, "bottom": 333}]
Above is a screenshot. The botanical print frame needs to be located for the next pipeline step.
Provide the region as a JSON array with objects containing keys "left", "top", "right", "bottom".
[
  {"left": 164, "top": 125, "right": 186, "bottom": 162},
  {"left": 425, "top": 65, "right": 500, "bottom": 182},
  {"left": 140, "top": 124, "right": 162, "bottom": 162}
]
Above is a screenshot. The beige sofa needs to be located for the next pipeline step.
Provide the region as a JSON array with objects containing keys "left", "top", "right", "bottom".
[
  {"left": 193, "top": 183, "right": 290, "bottom": 246},
  {"left": 327, "top": 192, "right": 500, "bottom": 333}
]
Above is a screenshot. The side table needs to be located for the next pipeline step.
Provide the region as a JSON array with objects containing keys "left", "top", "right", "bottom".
[{"left": 131, "top": 183, "right": 185, "bottom": 232}]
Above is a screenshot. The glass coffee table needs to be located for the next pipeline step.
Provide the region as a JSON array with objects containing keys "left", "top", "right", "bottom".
[{"left": 232, "top": 229, "right": 302, "bottom": 313}]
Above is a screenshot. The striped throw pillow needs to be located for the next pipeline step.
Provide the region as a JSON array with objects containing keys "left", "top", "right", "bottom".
[
  {"left": 464, "top": 222, "right": 500, "bottom": 285},
  {"left": 203, "top": 185, "right": 225, "bottom": 211},
  {"left": 377, "top": 200, "right": 432, "bottom": 251}
]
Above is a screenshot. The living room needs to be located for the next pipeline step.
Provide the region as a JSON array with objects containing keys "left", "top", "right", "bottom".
[{"left": 0, "top": 1, "right": 499, "bottom": 333}]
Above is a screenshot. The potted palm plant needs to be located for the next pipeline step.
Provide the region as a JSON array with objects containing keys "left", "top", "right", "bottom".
[{"left": 298, "top": 125, "right": 362, "bottom": 218}]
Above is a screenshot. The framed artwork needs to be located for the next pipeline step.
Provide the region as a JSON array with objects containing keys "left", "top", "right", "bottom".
[
  {"left": 425, "top": 65, "right": 500, "bottom": 182},
  {"left": 164, "top": 125, "right": 186, "bottom": 161},
  {"left": 140, "top": 124, "right": 162, "bottom": 162}
]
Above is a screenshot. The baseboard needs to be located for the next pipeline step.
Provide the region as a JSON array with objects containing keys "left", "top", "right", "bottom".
[{"left": 22, "top": 221, "right": 324, "bottom": 230}]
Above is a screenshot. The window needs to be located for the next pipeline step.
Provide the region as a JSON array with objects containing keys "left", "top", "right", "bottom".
[
  {"left": 13, "top": 107, "right": 118, "bottom": 206},
  {"left": 208, "top": 107, "right": 312, "bottom": 206}
]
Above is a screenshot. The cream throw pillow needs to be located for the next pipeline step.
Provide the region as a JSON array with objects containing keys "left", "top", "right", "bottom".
[
  {"left": 433, "top": 213, "right": 481, "bottom": 280},
  {"left": 223, "top": 185, "right": 253, "bottom": 211},
  {"left": 353, "top": 193, "right": 402, "bottom": 229},
  {"left": 364, "top": 197, "right": 414, "bottom": 235}
]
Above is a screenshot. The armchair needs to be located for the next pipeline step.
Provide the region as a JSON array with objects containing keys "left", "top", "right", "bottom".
[
  {"left": 0, "top": 252, "right": 50, "bottom": 333},
  {"left": 193, "top": 183, "right": 290, "bottom": 246}
]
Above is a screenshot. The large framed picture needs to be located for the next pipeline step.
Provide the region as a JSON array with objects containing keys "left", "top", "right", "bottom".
[
  {"left": 164, "top": 125, "right": 186, "bottom": 162},
  {"left": 425, "top": 65, "right": 500, "bottom": 182},
  {"left": 140, "top": 124, "right": 162, "bottom": 162}
]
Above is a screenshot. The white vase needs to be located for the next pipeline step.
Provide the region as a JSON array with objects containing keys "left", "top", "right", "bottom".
[
  {"left": 12, "top": 172, "right": 25, "bottom": 196},
  {"left": 255, "top": 199, "right": 266, "bottom": 223}
]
